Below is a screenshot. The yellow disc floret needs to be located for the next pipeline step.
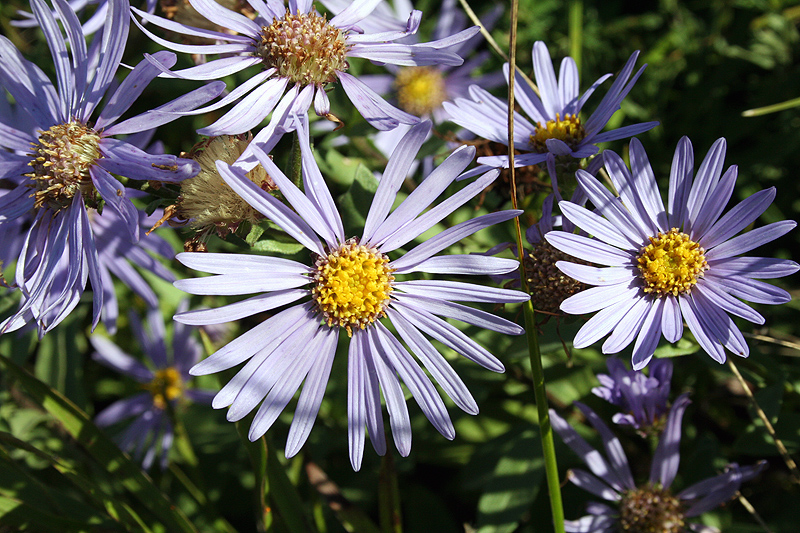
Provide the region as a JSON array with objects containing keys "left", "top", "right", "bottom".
[
  {"left": 312, "top": 239, "right": 395, "bottom": 335},
  {"left": 26, "top": 121, "right": 101, "bottom": 211},
  {"left": 529, "top": 113, "right": 586, "bottom": 153},
  {"left": 256, "top": 10, "right": 349, "bottom": 86},
  {"left": 395, "top": 66, "right": 447, "bottom": 117},
  {"left": 143, "top": 367, "right": 184, "bottom": 410},
  {"left": 637, "top": 228, "right": 708, "bottom": 297}
]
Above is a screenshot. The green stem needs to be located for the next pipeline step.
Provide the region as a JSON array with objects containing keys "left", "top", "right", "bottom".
[
  {"left": 569, "top": 0, "right": 583, "bottom": 75},
  {"left": 378, "top": 453, "right": 402, "bottom": 533},
  {"left": 506, "top": 0, "right": 565, "bottom": 529},
  {"left": 521, "top": 303, "right": 565, "bottom": 531},
  {"left": 742, "top": 95, "right": 800, "bottom": 117},
  {"left": 290, "top": 130, "right": 303, "bottom": 190}
]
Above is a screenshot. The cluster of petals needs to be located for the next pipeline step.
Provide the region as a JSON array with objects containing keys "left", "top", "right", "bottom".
[
  {"left": 0, "top": 0, "right": 222, "bottom": 335},
  {"left": 91, "top": 301, "right": 214, "bottom": 469},
  {"left": 132, "top": 0, "right": 480, "bottom": 142},
  {"left": 551, "top": 397, "right": 766, "bottom": 532},
  {"left": 592, "top": 357, "right": 672, "bottom": 430},
  {"left": 172, "top": 118, "right": 529, "bottom": 470},
  {"left": 351, "top": 0, "right": 504, "bottom": 123},
  {"left": 444, "top": 41, "right": 658, "bottom": 183},
  {"left": 546, "top": 137, "right": 799, "bottom": 369}
]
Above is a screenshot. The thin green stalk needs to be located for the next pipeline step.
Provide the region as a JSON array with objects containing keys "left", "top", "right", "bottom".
[
  {"left": 290, "top": 130, "right": 303, "bottom": 190},
  {"left": 506, "top": 0, "right": 565, "bottom": 530},
  {"left": 727, "top": 359, "right": 800, "bottom": 484},
  {"left": 742, "top": 95, "right": 800, "bottom": 117},
  {"left": 569, "top": 0, "right": 583, "bottom": 75},
  {"left": 378, "top": 453, "right": 402, "bottom": 533}
]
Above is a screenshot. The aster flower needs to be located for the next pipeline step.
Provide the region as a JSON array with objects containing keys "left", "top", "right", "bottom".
[
  {"left": 546, "top": 137, "right": 799, "bottom": 369},
  {"left": 551, "top": 397, "right": 767, "bottom": 533},
  {"left": 0, "top": 0, "right": 223, "bottom": 336},
  {"left": 14, "top": 0, "right": 158, "bottom": 34},
  {"left": 131, "top": 0, "right": 480, "bottom": 138},
  {"left": 91, "top": 301, "right": 214, "bottom": 469},
  {"left": 351, "top": 0, "right": 504, "bottom": 122},
  {"left": 443, "top": 42, "right": 658, "bottom": 186},
  {"left": 592, "top": 357, "right": 672, "bottom": 433},
  {"left": 173, "top": 118, "right": 528, "bottom": 470}
]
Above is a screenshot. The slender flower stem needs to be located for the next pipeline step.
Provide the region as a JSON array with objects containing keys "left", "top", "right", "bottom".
[
  {"left": 727, "top": 359, "right": 800, "bottom": 484},
  {"left": 456, "top": 0, "right": 540, "bottom": 96},
  {"left": 290, "top": 130, "right": 303, "bottom": 190},
  {"left": 506, "top": 0, "right": 565, "bottom": 530},
  {"left": 569, "top": 0, "right": 583, "bottom": 75}
]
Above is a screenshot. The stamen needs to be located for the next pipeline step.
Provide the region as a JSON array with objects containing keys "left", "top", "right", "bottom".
[
  {"left": 637, "top": 228, "right": 708, "bottom": 297},
  {"left": 394, "top": 67, "right": 447, "bottom": 116},
  {"left": 529, "top": 113, "right": 586, "bottom": 153},
  {"left": 256, "top": 10, "right": 349, "bottom": 86},
  {"left": 143, "top": 367, "right": 184, "bottom": 410},
  {"left": 26, "top": 122, "right": 101, "bottom": 211},
  {"left": 619, "top": 486, "right": 685, "bottom": 533},
  {"left": 179, "top": 134, "right": 276, "bottom": 238},
  {"left": 311, "top": 239, "right": 394, "bottom": 336},
  {"left": 525, "top": 239, "right": 590, "bottom": 314}
]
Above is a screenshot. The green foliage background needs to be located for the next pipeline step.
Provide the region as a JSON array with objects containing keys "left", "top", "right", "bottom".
[{"left": 1, "top": 0, "right": 799, "bottom": 531}]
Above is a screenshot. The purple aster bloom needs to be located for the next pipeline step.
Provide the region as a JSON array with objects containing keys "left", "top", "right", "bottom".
[
  {"left": 131, "top": 0, "right": 480, "bottom": 139},
  {"left": 546, "top": 137, "right": 799, "bottom": 369},
  {"left": 443, "top": 42, "right": 658, "bottom": 184},
  {"left": 13, "top": 0, "right": 157, "bottom": 35},
  {"left": 350, "top": 0, "right": 504, "bottom": 122},
  {"left": 592, "top": 357, "right": 672, "bottom": 433},
  {"left": 551, "top": 397, "right": 767, "bottom": 532},
  {"left": 0, "top": 0, "right": 223, "bottom": 336},
  {"left": 173, "top": 117, "right": 528, "bottom": 470},
  {"left": 92, "top": 301, "right": 214, "bottom": 470}
]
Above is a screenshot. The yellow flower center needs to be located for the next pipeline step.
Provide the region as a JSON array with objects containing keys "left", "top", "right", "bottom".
[
  {"left": 529, "top": 113, "right": 586, "bottom": 153},
  {"left": 256, "top": 10, "right": 349, "bottom": 86},
  {"left": 26, "top": 121, "right": 101, "bottom": 211},
  {"left": 619, "top": 486, "right": 685, "bottom": 533},
  {"left": 143, "top": 367, "right": 184, "bottom": 411},
  {"left": 311, "top": 239, "right": 395, "bottom": 336},
  {"left": 394, "top": 66, "right": 447, "bottom": 117},
  {"left": 637, "top": 228, "right": 708, "bottom": 297}
]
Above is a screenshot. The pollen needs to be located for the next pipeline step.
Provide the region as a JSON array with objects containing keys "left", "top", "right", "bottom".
[
  {"left": 637, "top": 228, "right": 708, "bottom": 297},
  {"left": 529, "top": 113, "right": 586, "bottom": 153},
  {"left": 179, "top": 134, "right": 276, "bottom": 238},
  {"left": 394, "top": 67, "right": 447, "bottom": 117},
  {"left": 26, "top": 121, "right": 101, "bottom": 211},
  {"left": 619, "top": 486, "right": 685, "bottom": 533},
  {"left": 311, "top": 239, "right": 395, "bottom": 336},
  {"left": 143, "top": 367, "right": 184, "bottom": 411},
  {"left": 524, "top": 239, "right": 590, "bottom": 314},
  {"left": 256, "top": 10, "right": 349, "bottom": 86}
]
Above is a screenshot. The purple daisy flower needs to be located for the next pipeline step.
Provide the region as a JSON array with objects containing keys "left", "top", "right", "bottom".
[
  {"left": 131, "top": 0, "right": 479, "bottom": 138},
  {"left": 351, "top": 0, "right": 504, "bottom": 122},
  {"left": 0, "top": 0, "right": 222, "bottom": 336},
  {"left": 173, "top": 117, "right": 528, "bottom": 470},
  {"left": 13, "top": 0, "right": 157, "bottom": 35},
  {"left": 551, "top": 397, "right": 767, "bottom": 532},
  {"left": 443, "top": 41, "right": 658, "bottom": 182},
  {"left": 592, "top": 357, "right": 672, "bottom": 433},
  {"left": 546, "top": 137, "right": 799, "bottom": 369},
  {"left": 92, "top": 301, "right": 214, "bottom": 470}
]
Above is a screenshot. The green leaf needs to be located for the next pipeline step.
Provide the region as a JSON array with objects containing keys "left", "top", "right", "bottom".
[
  {"left": 474, "top": 428, "right": 545, "bottom": 533},
  {"left": 250, "top": 238, "right": 306, "bottom": 255},
  {"left": 245, "top": 223, "right": 265, "bottom": 246},
  {"left": 336, "top": 163, "right": 379, "bottom": 231},
  {"left": 0, "top": 354, "right": 198, "bottom": 533},
  {"left": 0, "top": 432, "right": 152, "bottom": 532}
]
